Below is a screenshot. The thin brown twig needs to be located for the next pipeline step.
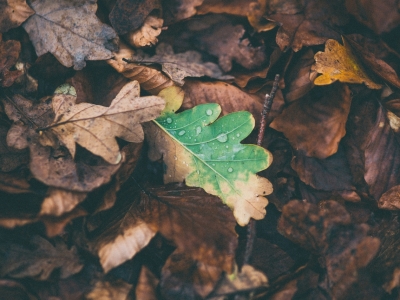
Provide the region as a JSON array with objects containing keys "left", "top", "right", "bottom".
[{"left": 243, "top": 74, "right": 280, "bottom": 266}]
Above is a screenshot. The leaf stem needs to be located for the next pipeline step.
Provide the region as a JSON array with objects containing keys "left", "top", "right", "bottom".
[{"left": 244, "top": 74, "right": 280, "bottom": 266}]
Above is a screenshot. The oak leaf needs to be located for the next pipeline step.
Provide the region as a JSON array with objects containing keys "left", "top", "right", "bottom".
[
  {"left": 0, "top": 236, "right": 83, "bottom": 280},
  {"left": 131, "top": 43, "right": 232, "bottom": 85},
  {"left": 93, "top": 184, "right": 237, "bottom": 273},
  {"left": 147, "top": 87, "right": 273, "bottom": 225},
  {"left": 0, "top": 0, "right": 34, "bottom": 33},
  {"left": 313, "top": 38, "right": 382, "bottom": 89},
  {"left": 0, "top": 34, "right": 22, "bottom": 87},
  {"left": 46, "top": 81, "right": 164, "bottom": 164},
  {"left": 22, "top": 0, "right": 119, "bottom": 70},
  {"left": 126, "top": 15, "right": 163, "bottom": 48}
]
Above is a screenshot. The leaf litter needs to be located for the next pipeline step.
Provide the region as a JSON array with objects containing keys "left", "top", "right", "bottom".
[{"left": 1, "top": 0, "right": 400, "bottom": 299}]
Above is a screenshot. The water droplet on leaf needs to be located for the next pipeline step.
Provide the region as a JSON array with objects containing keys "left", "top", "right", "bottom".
[
  {"left": 217, "top": 133, "right": 228, "bottom": 142},
  {"left": 166, "top": 117, "right": 172, "bottom": 124},
  {"left": 206, "top": 109, "right": 213, "bottom": 116},
  {"left": 196, "top": 126, "right": 202, "bottom": 135},
  {"left": 178, "top": 130, "right": 186, "bottom": 136},
  {"left": 228, "top": 167, "right": 233, "bottom": 173}
]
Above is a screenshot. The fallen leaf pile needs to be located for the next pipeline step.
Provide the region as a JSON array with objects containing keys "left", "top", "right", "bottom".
[{"left": 1, "top": 0, "right": 400, "bottom": 299}]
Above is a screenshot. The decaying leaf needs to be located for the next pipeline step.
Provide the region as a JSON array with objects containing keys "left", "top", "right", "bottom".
[
  {"left": 248, "top": 0, "right": 277, "bottom": 32},
  {"left": 46, "top": 81, "right": 164, "bottom": 164},
  {"left": 126, "top": 15, "right": 163, "bottom": 48},
  {"left": 271, "top": 83, "right": 352, "bottom": 159},
  {"left": 135, "top": 266, "right": 159, "bottom": 300},
  {"left": 130, "top": 43, "right": 232, "bottom": 85},
  {"left": 0, "top": 34, "right": 22, "bottom": 87},
  {"left": 266, "top": 0, "right": 348, "bottom": 51},
  {"left": 0, "top": 236, "right": 83, "bottom": 280},
  {"left": 93, "top": 184, "right": 237, "bottom": 273},
  {"left": 86, "top": 279, "right": 133, "bottom": 300},
  {"left": 162, "top": 0, "right": 203, "bottom": 24},
  {"left": 147, "top": 87, "right": 273, "bottom": 225},
  {"left": 313, "top": 38, "right": 382, "bottom": 89},
  {"left": 107, "top": 42, "right": 175, "bottom": 94},
  {"left": 23, "top": 0, "right": 119, "bottom": 70},
  {"left": 0, "top": 0, "right": 34, "bottom": 33},
  {"left": 39, "top": 187, "right": 86, "bottom": 216}
]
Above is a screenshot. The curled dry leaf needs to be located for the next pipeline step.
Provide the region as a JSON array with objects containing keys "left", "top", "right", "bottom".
[
  {"left": 23, "top": 0, "right": 119, "bottom": 70},
  {"left": 271, "top": 83, "right": 352, "bottom": 159},
  {"left": 0, "top": 34, "right": 22, "bottom": 87},
  {"left": 86, "top": 279, "right": 133, "bottom": 300},
  {"left": 131, "top": 43, "right": 232, "bottom": 85},
  {"left": 39, "top": 187, "right": 86, "bottom": 217},
  {"left": 266, "top": 0, "right": 348, "bottom": 51},
  {"left": 194, "top": 15, "right": 267, "bottom": 72},
  {"left": 93, "top": 184, "right": 237, "bottom": 273},
  {"left": 109, "top": 0, "right": 161, "bottom": 35},
  {"left": 278, "top": 200, "right": 380, "bottom": 298},
  {"left": 0, "top": 236, "right": 83, "bottom": 280},
  {"left": 378, "top": 185, "right": 400, "bottom": 210},
  {"left": 147, "top": 87, "right": 273, "bottom": 225},
  {"left": 107, "top": 42, "right": 175, "bottom": 94},
  {"left": 247, "top": 0, "right": 277, "bottom": 32},
  {"left": 126, "top": 15, "right": 163, "bottom": 48},
  {"left": 0, "top": 0, "right": 34, "bottom": 33},
  {"left": 45, "top": 81, "right": 164, "bottom": 164},
  {"left": 313, "top": 39, "right": 382, "bottom": 89}
]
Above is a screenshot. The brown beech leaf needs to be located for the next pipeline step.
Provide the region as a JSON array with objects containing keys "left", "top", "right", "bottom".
[
  {"left": 109, "top": 0, "right": 161, "bottom": 35},
  {"left": 0, "top": 0, "right": 34, "bottom": 33},
  {"left": 278, "top": 200, "right": 380, "bottom": 298},
  {"left": 313, "top": 39, "right": 382, "bottom": 89},
  {"left": 271, "top": 83, "right": 352, "bottom": 159},
  {"left": 345, "top": 0, "right": 400, "bottom": 34},
  {"left": 107, "top": 42, "right": 175, "bottom": 94},
  {"left": 93, "top": 184, "right": 237, "bottom": 273},
  {"left": 266, "top": 0, "right": 348, "bottom": 51},
  {"left": 125, "top": 15, "right": 164, "bottom": 48},
  {"left": 0, "top": 34, "right": 22, "bottom": 87},
  {"left": 345, "top": 97, "right": 400, "bottom": 202},
  {"left": 46, "top": 81, "right": 164, "bottom": 164},
  {"left": 0, "top": 236, "right": 83, "bottom": 280},
  {"left": 131, "top": 43, "right": 232, "bottom": 85},
  {"left": 86, "top": 279, "right": 133, "bottom": 300},
  {"left": 39, "top": 187, "right": 86, "bottom": 217},
  {"left": 23, "top": 0, "right": 119, "bottom": 70},
  {"left": 194, "top": 15, "right": 267, "bottom": 72}
]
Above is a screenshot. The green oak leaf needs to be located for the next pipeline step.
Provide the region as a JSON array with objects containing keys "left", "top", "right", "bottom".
[{"left": 146, "top": 87, "right": 273, "bottom": 225}]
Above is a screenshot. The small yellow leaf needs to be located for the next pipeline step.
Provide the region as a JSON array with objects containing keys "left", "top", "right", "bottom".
[{"left": 313, "top": 38, "right": 382, "bottom": 89}]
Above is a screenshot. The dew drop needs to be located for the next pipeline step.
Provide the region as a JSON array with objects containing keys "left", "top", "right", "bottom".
[
  {"left": 178, "top": 130, "right": 186, "bottom": 136},
  {"left": 217, "top": 133, "right": 228, "bottom": 143},
  {"left": 228, "top": 167, "right": 233, "bottom": 173},
  {"left": 236, "top": 133, "right": 240, "bottom": 137},
  {"left": 194, "top": 139, "right": 197, "bottom": 142},
  {"left": 226, "top": 145, "right": 229, "bottom": 148},
  {"left": 196, "top": 126, "right": 202, "bottom": 135},
  {"left": 212, "top": 163, "right": 215, "bottom": 166},
  {"left": 166, "top": 117, "right": 172, "bottom": 124},
  {"left": 206, "top": 109, "right": 213, "bottom": 116}
]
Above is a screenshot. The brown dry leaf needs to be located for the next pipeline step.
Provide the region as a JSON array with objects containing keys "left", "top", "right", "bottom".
[
  {"left": 210, "top": 264, "right": 268, "bottom": 299},
  {"left": 313, "top": 39, "right": 382, "bottom": 89},
  {"left": 182, "top": 79, "right": 264, "bottom": 125},
  {"left": 0, "top": 280, "right": 37, "bottom": 300},
  {"left": 0, "top": 34, "right": 22, "bottom": 87},
  {"left": 0, "top": 235, "right": 83, "bottom": 280},
  {"left": 47, "top": 81, "right": 164, "bottom": 164},
  {"left": 39, "top": 188, "right": 86, "bottom": 217},
  {"left": 161, "top": 0, "right": 203, "bottom": 24},
  {"left": 86, "top": 279, "right": 133, "bottom": 300},
  {"left": 108, "top": 0, "right": 160, "bottom": 35},
  {"left": 2, "top": 94, "right": 121, "bottom": 192},
  {"left": 345, "top": 36, "right": 400, "bottom": 89},
  {"left": 131, "top": 43, "right": 232, "bottom": 85},
  {"left": 0, "top": 0, "right": 34, "bottom": 33},
  {"left": 161, "top": 250, "right": 224, "bottom": 299},
  {"left": 196, "top": 0, "right": 256, "bottom": 16},
  {"left": 345, "top": 96, "right": 400, "bottom": 202},
  {"left": 126, "top": 15, "right": 163, "bottom": 48},
  {"left": 193, "top": 15, "right": 267, "bottom": 72},
  {"left": 247, "top": 0, "right": 277, "bottom": 32},
  {"left": 278, "top": 200, "right": 380, "bottom": 299},
  {"left": 135, "top": 266, "right": 159, "bottom": 300},
  {"left": 266, "top": 0, "right": 348, "bottom": 51},
  {"left": 93, "top": 184, "right": 237, "bottom": 273},
  {"left": 345, "top": 0, "right": 400, "bottom": 34},
  {"left": 271, "top": 83, "right": 352, "bottom": 159},
  {"left": 22, "top": 0, "right": 119, "bottom": 70},
  {"left": 378, "top": 185, "right": 400, "bottom": 210},
  {"left": 107, "top": 41, "right": 175, "bottom": 94}
]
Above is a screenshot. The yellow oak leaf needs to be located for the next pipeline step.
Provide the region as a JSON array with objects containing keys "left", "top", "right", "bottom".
[
  {"left": 313, "top": 38, "right": 382, "bottom": 89},
  {"left": 46, "top": 81, "right": 164, "bottom": 164}
]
